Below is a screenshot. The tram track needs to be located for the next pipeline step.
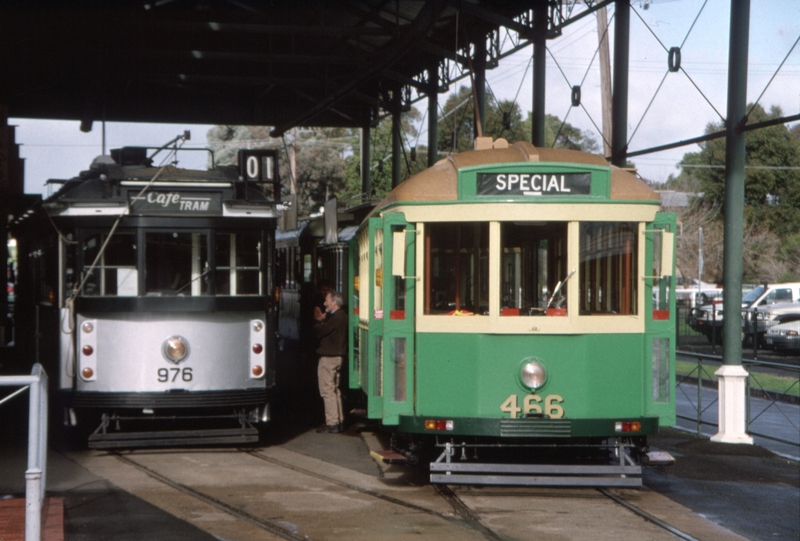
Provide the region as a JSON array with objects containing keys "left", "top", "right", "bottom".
[
  {"left": 246, "top": 450, "right": 508, "bottom": 541},
  {"left": 597, "top": 488, "right": 700, "bottom": 541},
  {"left": 109, "top": 449, "right": 702, "bottom": 541},
  {"left": 112, "top": 452, "right": 308, "bottom": 541}
]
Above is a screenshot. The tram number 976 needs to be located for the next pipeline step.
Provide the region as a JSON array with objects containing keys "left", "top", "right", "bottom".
[
  {"left": 500, "top": 394, "right": 564, "bottom": 419},
  {"left": 157, "top": 367, "right": 193, "bottom": 383}
]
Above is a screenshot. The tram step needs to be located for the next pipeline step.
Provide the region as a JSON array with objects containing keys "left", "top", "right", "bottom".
[
  {"left": 370, "top": 449, "right": 408, "bottom": 464},
  {"left": 643, "top": 451, "right": 675, "bottom": 466},
  {"left": 88, "top": 427, "right": 259, "bottom": 449},
  {"left": 429, "top": 462, "right": 643, "bottom": 487}
]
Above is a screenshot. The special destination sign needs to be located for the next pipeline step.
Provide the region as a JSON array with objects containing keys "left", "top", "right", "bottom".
[
  {"left": 129, "top": 191, "right": 222, "bottom": 215},
  {"left": 477, "top": 172, "right": 591, "bottom": 196}
]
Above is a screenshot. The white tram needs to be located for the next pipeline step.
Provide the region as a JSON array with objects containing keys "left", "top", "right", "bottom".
[{"left": 14, "top": 137, "right": 281, "bottom": 447}]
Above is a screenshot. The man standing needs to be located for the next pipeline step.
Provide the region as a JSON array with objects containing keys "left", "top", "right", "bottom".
[{"left": 313, "top": 290, "right": 346, "bottom": 433}]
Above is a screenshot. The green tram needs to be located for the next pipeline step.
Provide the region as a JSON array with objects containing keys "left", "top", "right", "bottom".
[{"left": 349, "top": 138, "right": 676, "bottom": 486}]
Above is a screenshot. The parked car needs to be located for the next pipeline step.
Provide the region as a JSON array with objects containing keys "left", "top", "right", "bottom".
[
  {"left": 742, "top": 301, "right": 800, "bottom": 346},
  {"left": 764, "top": 319, "right": 800, "bottom": 354},
  {"left": 688, "top": 282, "right": 800, "bottom": 344}
]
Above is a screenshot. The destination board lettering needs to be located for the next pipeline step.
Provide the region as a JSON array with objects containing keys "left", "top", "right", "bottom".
[
  {"left": 129, "top": 191, "right": 222, "bottom": 215},
  {"left": 477, "top": 172, "right": 591, "bottom": 196}
]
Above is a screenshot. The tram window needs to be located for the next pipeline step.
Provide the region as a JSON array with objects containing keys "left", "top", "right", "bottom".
[
  {"left": 579, "top": 222, "right": 638, "bottom": 315},
  {"left": 424, "top": 222, "right": 489, "bottom": 315},
  {"left": 215, "top": 231, "right": 262, "bottom": 296},
  {"left": 145, "top": 232, "right": 208, "bottom": 296},
  {"left": 500, "top": 222, "right": 567, "bottom": 316},
  {"left": 79, "top": 232, "right": 137, "bottom": 296}
]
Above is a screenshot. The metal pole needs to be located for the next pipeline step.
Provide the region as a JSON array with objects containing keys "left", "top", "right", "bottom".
[
  {"left": 428, "top": 59, "right": 439, "bottom": 167},
  {"left": 474, "top": 37, "right": 486, "bottom": 139},
  {"left": 360, "top": 124, "right": 371, "bottom": 202},
  {"left": 531, "top": 2, "right": 547, "bottom": 146},
  {"left": 721, "top": 2, "right": 749, "bottom": 368},
  {"left": 611, "top": 0, "right": 630, "bottom": 167},
  {"left": 711, "top": 0, "right": 753, "bottom": 445},
  {"left": 391, "top": 88, "right": 402, "bottom": 188}
]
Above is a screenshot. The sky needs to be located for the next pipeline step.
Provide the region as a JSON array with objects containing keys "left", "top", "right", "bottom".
[{"left": 10, "top": 0, "right": 800, "bottom": 196}]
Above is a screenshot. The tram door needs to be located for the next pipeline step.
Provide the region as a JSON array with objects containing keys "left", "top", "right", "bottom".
[
  {"left": 381, "top": 215, "right": 416, "bottom": 425},
  {"left": 645, "top": 212, "right": 676, "bottom": 424}
]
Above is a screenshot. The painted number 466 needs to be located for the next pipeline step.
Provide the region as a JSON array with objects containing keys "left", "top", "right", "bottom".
[{"left": 500, "top": 394, "right": 564, "bottom": 418}]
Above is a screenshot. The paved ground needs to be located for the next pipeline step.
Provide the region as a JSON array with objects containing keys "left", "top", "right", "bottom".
[{"left": 2, "top": 385, "right": 798, "bottom": 540}]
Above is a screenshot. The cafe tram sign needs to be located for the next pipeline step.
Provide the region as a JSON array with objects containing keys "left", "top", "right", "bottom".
[
  {"left": 129, "top": 191, "right": 222, "bottom": 215},
  {"left": 477, "top": 172, "right": 591, "bottom": 197}
]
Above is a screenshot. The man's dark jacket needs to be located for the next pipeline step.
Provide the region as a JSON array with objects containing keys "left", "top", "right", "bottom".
[{"left": 314, "top": 309, "right": 347, "bottom": 356}]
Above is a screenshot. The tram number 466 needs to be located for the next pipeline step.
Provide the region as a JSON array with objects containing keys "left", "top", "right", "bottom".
[
  {"left": 157, "top": 367, "right": 193, "bottom": 383},
  {"left": 500, "top": 394, "right": 564, "bottom": 418}
]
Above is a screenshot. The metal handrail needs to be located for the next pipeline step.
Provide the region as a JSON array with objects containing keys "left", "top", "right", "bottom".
[
  {"left": 0, "top": 364, "right": 49, "bottom": 541},
  {"left": 675, "top": 350, "right": 799, "bottom": 452}
]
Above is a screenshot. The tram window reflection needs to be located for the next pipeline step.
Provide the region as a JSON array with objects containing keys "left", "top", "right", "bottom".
[
  {"left": 500, "top": 222, "right": 567, "bottom": 316},
  {"left": 424, "top": 222, "right": 489, "bottom": 315},
  {"left": 579, "top": 222, "right": 638, "bottom": 315},
  {"left": 80, "top": 232, "right": 137, "bottom": 297},
  {"left": 215, "top": 231, "right": 262, "bottom": 296},
  {"left": 145, "top": 232, "right": 209, "bottom": 296}
]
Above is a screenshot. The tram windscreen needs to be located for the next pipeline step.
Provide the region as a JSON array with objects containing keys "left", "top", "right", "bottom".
[
  {"left": 425, "top": 222, "right": 489, "bottom": 315},
  {"left": 500, "top": 222, "right": 568, "bottom": 316},
  {"left": 579, "top": 222, "right": 638, "bottom": 315},
  {"left": 80, "top": 232, "right": 137, "bottom": 296},
  {"left": 145, "top": 232, "right": 209, "bottom": 296},
  {"left": 215, "top": 231, "right": 262, "bottom": 296}
]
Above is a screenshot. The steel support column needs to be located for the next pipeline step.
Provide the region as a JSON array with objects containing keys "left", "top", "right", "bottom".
[
  {"left": 611, "top": 0, "right": 630, "bottom": 167},
  {"left": 428, "top": 59, "right": 439, "bottom": 167},
  {"left": 712, "top": 0, "right": 753, "bottom": 445},
  {"left": 360, "top": 123, "right": 371, "bottom": 201},
  {"left": 391, "top": 88, "right": 402, "bottom": 188},
  {"left": 474, "top": 38, "right": 486, "bottom": 138},
  {"left": 531, "top": 2, "right": 547, "bottom": 146}
]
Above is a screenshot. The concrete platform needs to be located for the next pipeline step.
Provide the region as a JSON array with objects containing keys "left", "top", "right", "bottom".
[{"left": 1, "top": 396, "right": 797, "bottom": 541}]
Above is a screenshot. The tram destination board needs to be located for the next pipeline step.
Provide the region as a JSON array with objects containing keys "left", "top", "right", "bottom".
[
  {"left": 477, "top": 172, "right": 591, "bottom": 196},
  {"left": 129, "top": 191, "right": 223, "bottom": 215}
]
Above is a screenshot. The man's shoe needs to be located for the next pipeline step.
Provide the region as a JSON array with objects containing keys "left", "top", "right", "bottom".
[{"left": 316, "top": 424, "right": 341, "bottom": 433}]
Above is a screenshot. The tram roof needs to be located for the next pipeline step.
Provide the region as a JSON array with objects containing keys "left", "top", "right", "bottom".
[
  {"left": 1, "top": 2, "right": 557, "bottom": 132},
  {"left": 376, "top": 139, "right": 661, "bottom": 211}
]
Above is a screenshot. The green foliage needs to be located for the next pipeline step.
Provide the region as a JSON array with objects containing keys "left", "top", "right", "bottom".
[
  {"left": 206, "top": 125, "right": 356, "bottom": 216},
  {"left": 436, "top": 86, "right": 599, "bottom": 155},
  {"left": 683, "top": 104, "right": 800, "bottom": 238},
  {"left": 677, "top": 104, "right": 800, "bottom": 281}
]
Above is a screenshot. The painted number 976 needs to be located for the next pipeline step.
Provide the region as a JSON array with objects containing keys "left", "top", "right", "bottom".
[
  {"left": 500, "top": 394, "right": 564, "bottom": 418},
  {"left": 157, "top": 367, "right": 193, "bottom": 383}
]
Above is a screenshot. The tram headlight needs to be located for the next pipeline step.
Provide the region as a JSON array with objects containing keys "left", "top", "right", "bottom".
[
  {"left": 521, "top": 361, "right": 547, "bottom": 390},
  {"left": 163, "top": 336, "right": 189, "bottom": 363}
]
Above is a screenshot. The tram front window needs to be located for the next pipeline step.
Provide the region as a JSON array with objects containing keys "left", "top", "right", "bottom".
[
  {"left": 500, "top": 222, "right": 568, "bottom": 316},
  {"left": 145, "top": 232, "right": 209, "bottom": 296},
  {"left": 80, "top": 232, "right": 137, "bottom": 296},
  {"left": 579, "top": 222, "right": 638, "bottom": 315},
  {"left": 424, "top": 222, "right": 489, "bottom": 315},
  {"left": 215, "top": 231, "right": 262, "bottom": 296}
]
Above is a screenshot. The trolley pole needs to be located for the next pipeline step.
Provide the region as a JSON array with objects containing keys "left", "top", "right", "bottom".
[{"left": 711, "top": 0, "right": 753, "bottom": 445}]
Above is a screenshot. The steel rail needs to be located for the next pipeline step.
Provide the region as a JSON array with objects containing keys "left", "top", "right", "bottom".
[
  {"left": 112, "top": 453, "right": 308, "bottom": 541},
  {"left": 598, "top": 488, "right": 700, "bottom": 541}
]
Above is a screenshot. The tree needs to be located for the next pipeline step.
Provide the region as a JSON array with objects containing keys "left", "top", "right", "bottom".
[
  {"left": 339, "top": 107, "right": 426, "bottom": 204},
  {"left": 675, "top": 104, "right": 800, "bottom": 281},
  {"left": 435, "top": 85, "right": 600, "bottom": 154},
  {"left": 206, "top": 125, "right": 355, "bottom": 216},
  {"left": 681, "top": 104, "right": 800, "bottom": 238}
]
